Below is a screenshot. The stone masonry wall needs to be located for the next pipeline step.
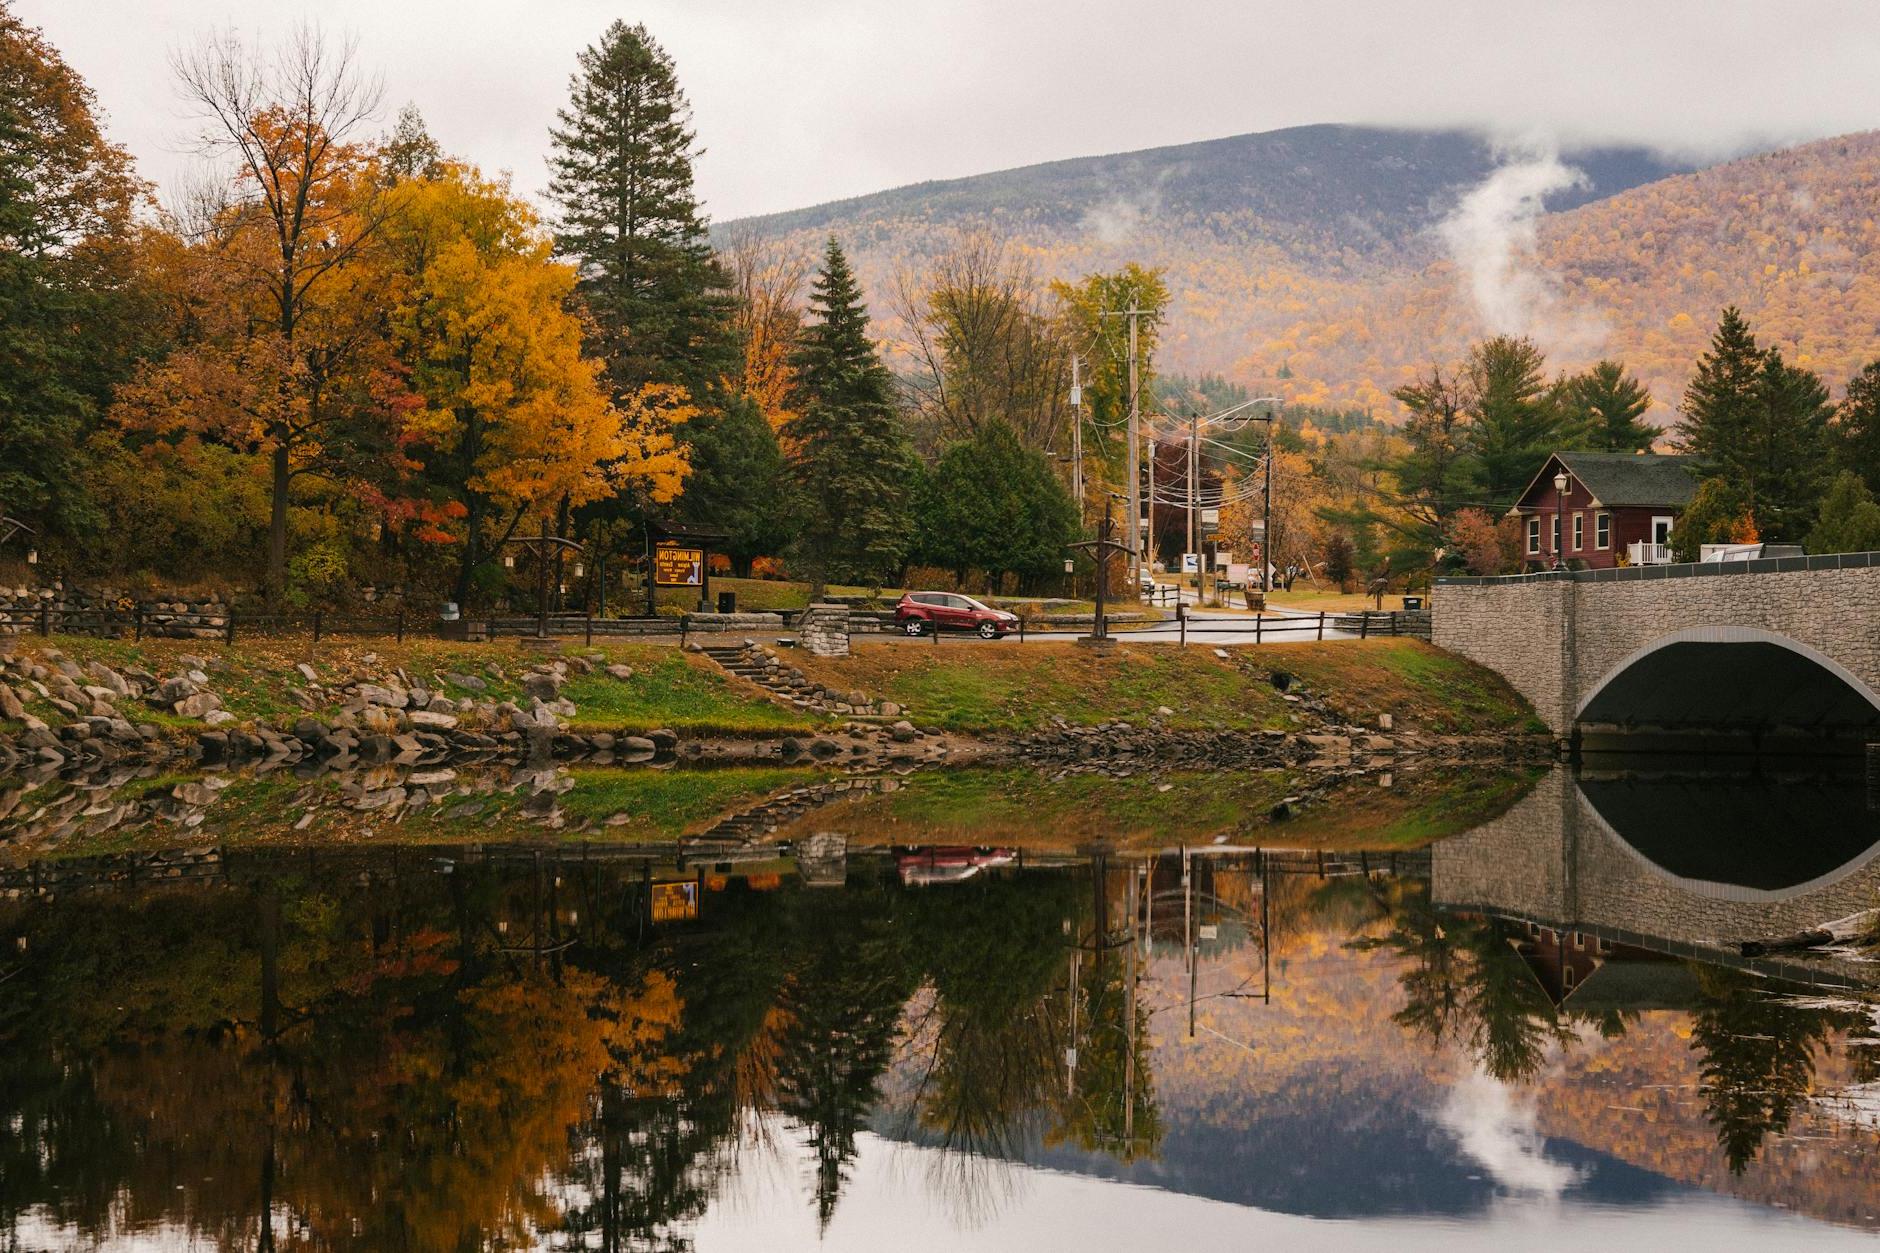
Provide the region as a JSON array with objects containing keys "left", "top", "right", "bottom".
[
  {"left": 797, "top": 604, "right": 851, "bottom": 658},
  {"left": 1434, "top": 565, "right": 1880, "bottom": 735}
]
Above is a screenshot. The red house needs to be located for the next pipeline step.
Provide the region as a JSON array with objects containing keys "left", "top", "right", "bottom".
[{"left": 1507, "top": 452, "right": 1697, "bottom": 570}]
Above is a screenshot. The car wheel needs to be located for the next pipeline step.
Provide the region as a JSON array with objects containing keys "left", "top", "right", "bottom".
[
  {"left": 903, "top": 618, "right": 927, "bottom": 637},
  {"left": 977, "top": 621, "right": 998, "bottom": 639}
]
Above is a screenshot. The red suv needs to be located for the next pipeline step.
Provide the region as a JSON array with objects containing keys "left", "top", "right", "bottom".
[{"left": 894, "top": 591, "right": 1019, "bottom": 639}]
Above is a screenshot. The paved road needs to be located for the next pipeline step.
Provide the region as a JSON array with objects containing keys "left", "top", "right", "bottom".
[{"left": 862, "top": 608, "right": 1366, "bottom": 647}]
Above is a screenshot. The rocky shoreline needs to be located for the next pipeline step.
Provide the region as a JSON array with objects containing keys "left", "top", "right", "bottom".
[{"left": 0, "top": 638, "right": 1553, "bottom": 779}]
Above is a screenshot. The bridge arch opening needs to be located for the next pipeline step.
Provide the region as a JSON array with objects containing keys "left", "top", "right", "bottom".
[{"left": 1576, "top": 626, "right": 1880, "bottom": 749}]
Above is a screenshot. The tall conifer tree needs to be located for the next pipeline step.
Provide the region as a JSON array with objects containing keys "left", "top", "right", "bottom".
[
  {"left": 788, "top": 239, "right": 917, "bottom": 596},
  {"left": 1675, "top": 307, "right": 1765, "bottom": 476},
  {"left": 1832, "top": 359, "right": 1880, "bottom": 497},
  {"left": 1465, "top": 335, "right": 1560, "bottom": 503},
  {"left": 1676, "top": 308, "right": 1830, "bottom": 540},
  {"left": 1559, "top": 360, "right": 1657, "bottom": 452},
  {"left": 548, "top": 21, "right": 735, "bottom": 402}
]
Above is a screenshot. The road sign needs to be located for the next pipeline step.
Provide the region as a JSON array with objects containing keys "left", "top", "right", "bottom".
[{"left": 653, "top": 545, "right": 704, "bottom": 586}]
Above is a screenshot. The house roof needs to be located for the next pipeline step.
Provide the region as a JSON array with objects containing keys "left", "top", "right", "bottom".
[{"left": 1513, "top": 451, "right": 1699, "bottom": 511}]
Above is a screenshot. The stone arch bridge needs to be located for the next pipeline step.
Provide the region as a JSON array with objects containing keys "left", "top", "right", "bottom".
[{"left": 1434, "top": 555, "right": 1880, "bottom": 746}]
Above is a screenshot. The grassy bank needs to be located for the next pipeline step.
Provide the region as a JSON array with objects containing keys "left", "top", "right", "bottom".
[
  {"left": 5, "top": 635, "right": 820, "bottom": 735},
  {"left": 791, "top": 638, "right": 1538, "bottom": 736},
  {"left": 11, "top": 764, "right": 837, "bottom": 860},
  {"left": 775, "top": 762, "right": 1541, "bottom": 850}
]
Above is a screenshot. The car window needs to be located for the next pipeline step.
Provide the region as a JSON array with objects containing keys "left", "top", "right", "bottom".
[
  {"left": 944, "top": 595, "right": 971, "bottom": 609},
  {"left": 912, "top": 593, "right": 939, "bottom": 605},
  {"left": 960, "top": 596, "right": 989, "bottom": 612}
]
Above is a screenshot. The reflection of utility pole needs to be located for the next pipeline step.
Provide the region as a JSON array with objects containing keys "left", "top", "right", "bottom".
[
  {"left": 1125, "top": 864, "right": 1137, "bottom": 1145},
  {"left": 1127, "top": 303, "right": 1141, "bottom": 587}
]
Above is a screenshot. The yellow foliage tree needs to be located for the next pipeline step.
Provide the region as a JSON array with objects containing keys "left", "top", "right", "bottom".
[{"left": 379, "top": 162, "right": 688, "bottom": 603}]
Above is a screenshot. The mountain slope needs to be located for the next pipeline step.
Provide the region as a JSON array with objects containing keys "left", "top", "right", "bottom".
[{"left": 1258, "top": 130, "right": 1880, "bottom": 419}]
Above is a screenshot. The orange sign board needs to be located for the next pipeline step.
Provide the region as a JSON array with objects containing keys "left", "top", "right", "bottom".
[
  {"left": 654, "top": 545, "right": 704, "bottom": 586},
  {"left": 650, "top": 880, "right": 699, "bottom": 923}
]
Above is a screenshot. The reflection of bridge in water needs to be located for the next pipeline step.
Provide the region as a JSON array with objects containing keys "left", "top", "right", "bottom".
[{"left": 1432, "top": 765, "right": 1880, "bottom": 988}]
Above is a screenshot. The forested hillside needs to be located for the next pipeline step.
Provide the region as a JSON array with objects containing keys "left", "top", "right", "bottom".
[{"left": 731, "top": 125, "right": 1880, "bottom": 426}]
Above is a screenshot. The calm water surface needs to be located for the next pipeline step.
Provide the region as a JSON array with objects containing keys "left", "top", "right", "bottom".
[{"left": 3, "top": 762, "right": 1879, "bottom": 1250}]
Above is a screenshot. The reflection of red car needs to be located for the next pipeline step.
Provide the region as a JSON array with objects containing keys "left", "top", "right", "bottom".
[
  {"left": 894, "top": 592, "right": 1018, "bottom": 639},
  {"left": 896, "top": 846, "right": 1017, "bottom": 886}
]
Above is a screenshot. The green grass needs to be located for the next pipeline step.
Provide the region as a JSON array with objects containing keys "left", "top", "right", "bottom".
[
  {"left": 1260, "top": 638, "right": 1543, "bottom": 735},
  {"left": 555, "top": 766, "right": 835, "bottom": 837},
  {"left": 12, "top": 635, "right": 820, "bottom": 735},
  {"left": 561, "top": 651, "right": 821, "bottom": 733},
  {"left": 796, "top": 645, "right": 1300, "bottom": 734},
  {"left": 783, "top": 761, "right": 1543, "bottom": 850}
]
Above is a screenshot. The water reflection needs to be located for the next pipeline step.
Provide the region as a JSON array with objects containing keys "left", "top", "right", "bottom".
[{"left": 1, "top": 765, "right": 1879, "bottom": 1248}]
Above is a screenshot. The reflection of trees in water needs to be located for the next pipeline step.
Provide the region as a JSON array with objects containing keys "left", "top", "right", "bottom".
[
  {"left": 1687, "top": 967, "right": 1860, "bottom": 1175},
  {"left": 0, "top": 860, "right": 1172, "bottom": 1248},
  {"left": 1351, "top": 883, "right": 1577, "bottom": 1084}
]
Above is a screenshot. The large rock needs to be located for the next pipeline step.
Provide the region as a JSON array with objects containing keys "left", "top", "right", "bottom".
[
  {"left": 173, "top": 692, "right": 222, "bottom": 718},
  {"left": 407, "top": 709, "right": 459, "bottom": 730}
]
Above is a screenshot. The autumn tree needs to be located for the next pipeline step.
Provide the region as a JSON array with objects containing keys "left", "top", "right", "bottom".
[
  {"left": 1387, "top": 365, "right": 1479, "bottom": 551},
  {"left": 1558, "top": 359, "right": 1656, "bottom": 452},
  {"left": 0, "top": 5, "right": 150, "bottom": 545},
  {"left": 788, "top": 238, "right": 917, "bottom": 596},
  {"left": 894, "top": 232, "right": 1072, "bottom": 452},
  {"left": 548, "top": 20, "right": 735, "bottom": 403},
  {"left": 1052, "top": 265, "right": 1170, "bottom": 490},
  {"left": 720, "top": 228, "right": 807, "bottom": 430},
  {"left": 379, "top": 162, "right": 686, "bottom": 604},
  {"left": 165, "top": 25, "right": 386, "bottom": 601},
  {"left": 1447, "top": 507, "right": 1521, "bottom": 575}
]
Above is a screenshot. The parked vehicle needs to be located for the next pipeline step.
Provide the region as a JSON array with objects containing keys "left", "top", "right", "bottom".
[
  {"left": 893, "top": 591, "right": 1019, "bottom": 639},
  {"left": 896, "top": 846, "right": 1018, "bottom": 886}
]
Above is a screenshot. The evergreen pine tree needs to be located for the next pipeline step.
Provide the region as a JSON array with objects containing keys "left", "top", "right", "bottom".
[
  {"left": 1560, "top": 360, "right": 1657, "bottom": 452},
  {"left": 1465, "top": 335, "right": 1561, "bottom": 503},
  {"left": 548, "top": 21, "right": 736, "bottom": 402},
  {"left": 788, "top": 238, "right": 917, "bottom": 596},
  {"left": 1745, "top": 350, "right": 1832, "bottom": 541},
  {"left": 1674, "top": 307, "right": 1765, "bottom": 478},
  {"left": 1832, "top": 359, "right": 1880, "bottom": 497}
]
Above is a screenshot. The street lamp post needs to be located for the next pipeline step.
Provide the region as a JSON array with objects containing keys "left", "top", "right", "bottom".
[
  {"left": 499, "top": 520, "right": 585, "bottom": 639},
  {"left": 1552, "top": 470, "right": 1569, "bottom": 572}
]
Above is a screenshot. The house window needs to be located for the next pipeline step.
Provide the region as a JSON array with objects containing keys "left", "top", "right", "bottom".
[
  {"left": 1572, "top": 513, "right": 1585, "bottom": 551},
  {"left": 1526, "top": 517, "right": 1540, "bottom": 555},
  {"left": 1596, "top": 512, "right": 1611, "bottom": 550},
  {"left": 1551, "top": 516, "right": 1561, "bottom": 554}
]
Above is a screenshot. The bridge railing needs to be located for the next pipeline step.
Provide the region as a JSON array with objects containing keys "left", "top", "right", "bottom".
[{"left": 1436, "top": 548, "right": 1880, "bottom": 587}]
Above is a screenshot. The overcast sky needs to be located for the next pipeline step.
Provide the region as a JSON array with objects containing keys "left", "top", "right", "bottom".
[{"left": 20, "top": 0, "right": 1880, "bottom": 222}]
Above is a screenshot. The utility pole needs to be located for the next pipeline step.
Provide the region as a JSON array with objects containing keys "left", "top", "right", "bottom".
[
  {"left": 1186, "top": 410, "right": 1199, "bottom": 596},
  {"left": 1263, "top": 419, "right": 1275, "bottom": 593},
  {"left": 1145, "top": 423, "right": 1157, "bottom": 583},
  {"left": 1126, "top": 302, "right": 1141, "bottom": 588},
  {"left": 1070, "top": 355, "right": 1085, "bottom": 519}
]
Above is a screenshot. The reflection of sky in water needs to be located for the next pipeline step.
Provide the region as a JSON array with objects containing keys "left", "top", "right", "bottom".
[
  {"left": 689, "top": 1133, "right": 1878, "bottom": 1253},
  {"left": 1438, "top": 1067, "right": 1581, "bottom": 1198}
]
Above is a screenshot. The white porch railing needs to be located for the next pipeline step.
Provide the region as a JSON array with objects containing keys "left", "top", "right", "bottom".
[{"left": 1627, "top": 541, "right": 1673, "bottom": 566}]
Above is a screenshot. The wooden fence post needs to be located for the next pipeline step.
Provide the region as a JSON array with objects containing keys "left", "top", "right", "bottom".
[
  {"left": 312, "top": 610, "right": 322, "bottom": 644},
  {"left": 585, "top": 613, "right": 593, "bottom": 646},
  {"left": 396, "top": 610, "right": 406, "bottom": 643},
  {"left": 225, "top": 611, "right": 236, "bottom": 645},
  {"left": 1178, "top": 603, "right": 1186, "bottom": 647},
  {"left": 1359, "top": 613, "right": 1369, "bottom": 640},
  {"left": 38, "top": 603, "right": 49, "bottom": 636},
  {"left": 1317, "top": 610, "right": 1325, "bottom": 642},
  {"left": 134, "top": 604, "right": 144, "bottom": 642}
]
